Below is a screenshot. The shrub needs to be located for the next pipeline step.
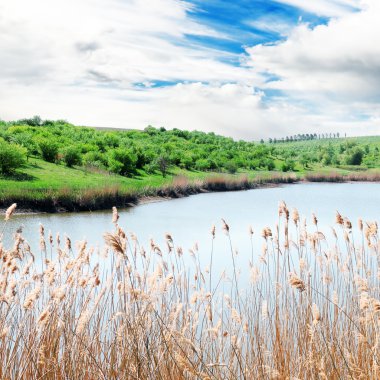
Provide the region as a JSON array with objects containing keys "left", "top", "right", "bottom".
[
  {"left": 179, "top": 155, "right": 194, "bottom": 170},
  {"left": 249, "top": 159, "right": 260, "bottom": 170},
  {"left": 107, "top": 158, "right": 124, "bottom": 174},
  {"left": 281, "top": 160, "right": 295, "bottom": 172},
  {"left": 195, "top": 158, "right": 210, "bottom": 171},
  {"left": 0, "top": 140, "right": 27, "bottom": 175},
  {"left": 83, "top": 151, "right": 107, "bottom": 169},
  {"left": 224, "top": 161, "right": 238, "bottom": 174},
  {"left": 346, "top": 148, "right": 364, "bottom": 165},
  {"left": 143, "top": 162, "right": 158, "bottom": 174},
  {"left": 322, "top": 153, "right": 332, "bottom": 166},
  {"left": 38, "top": 139, "right": 58, "bottom": 162},
  {"left": 107, "top": 148, "right": 137, "bottom": 176},
  {"left": 62, "top": 146, "right": 82, "bottom": 167},
  {"left": 265, "top": 159, "right": 275, "bottom": 171}
]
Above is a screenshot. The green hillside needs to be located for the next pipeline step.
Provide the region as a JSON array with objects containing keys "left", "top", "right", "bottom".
[{"left": 1, "top": 117, "right": 380, "bottom": 211}]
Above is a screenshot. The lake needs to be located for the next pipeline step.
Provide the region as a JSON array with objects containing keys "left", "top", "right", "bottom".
[{"left": 2, "top": 182, "right": 379, "bottom": 279}]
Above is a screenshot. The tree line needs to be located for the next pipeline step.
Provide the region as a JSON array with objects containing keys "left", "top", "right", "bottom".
[
  {"left": 266, "top": 132, "right": 344, "bottom": 144},
  {"left": 0, "top": 117, "right": 377, "bottom": 176},
  {"left": 0, "top": 117, "right": 276, "bottom": 176}
]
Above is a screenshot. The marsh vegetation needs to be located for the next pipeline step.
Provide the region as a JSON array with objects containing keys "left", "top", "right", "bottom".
[{"left": 1, "top": 202, "right": 379, "bottom": 379}]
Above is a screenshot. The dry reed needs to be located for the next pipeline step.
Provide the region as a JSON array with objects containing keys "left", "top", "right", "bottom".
[{"left": 0, "top": 203, "right": 380, "bottom": 379}]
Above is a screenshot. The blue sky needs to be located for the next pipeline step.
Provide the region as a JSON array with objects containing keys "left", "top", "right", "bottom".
[
  {"left": 186, "top": 0, "right": 328, "bottom": 52},
  {"left": 0, "top": 0, "right": 378, "bottom": 139}
]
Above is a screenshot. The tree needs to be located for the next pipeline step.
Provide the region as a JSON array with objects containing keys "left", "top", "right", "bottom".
[
  {"left": 143, "top": 162, "right": 158, "bottom": 174},
  {"left": 265, "top": 159, "right": 275, "bottom": 171},
  {"left": 38, "top": 139, "right": 59, "bottom": 162},
  {"left": 346, "top": 148, "right": 363, "bottom": 165},
  {"left": 300, "top": 154, "right": 310, "bottom": 168},
  {"left": 0, "top": 140, "right": 27, "bottom": 175},
  {"left": 63, "top": 146, "right": 82, "bottom": 167},
  {"left": 180, "top": 154, "right": 194, "bottom": 170},
  {"left": 9, "top": 132, "right": 38, "bottom": 160},
  {"left": 224, "top": 161, "right": 238, "bottom": 174},
  {"left": 322, "top": 153, "right": 332, "bottom": 166},
  {"left": 17, "top": 115, "right": 42, "bottom": 126},
  {"left": 83, "top": 151, "right": 106, "bottom": 169},
  {"left": 156, "top": 155, "right": 171, "bottom": 177},
  {"left": 195, "top": 159, "right": 210, "bottom": 171},
  {"left": 107, "top": 148, "right": 137, "bottom": 176},
  {"left": 281, "top": 160, "right": 295, "bottom": 172}
]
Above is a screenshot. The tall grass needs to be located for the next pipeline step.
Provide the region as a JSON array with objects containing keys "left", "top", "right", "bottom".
[
  {"left": 1, "top": 203, "right": 380, "bottom": 378},
  {"left": 0, "top": 173, "right": 299, "bottom": 212},
  {"left": 305, "top": 170, "right": 380, "bottom": 182}
]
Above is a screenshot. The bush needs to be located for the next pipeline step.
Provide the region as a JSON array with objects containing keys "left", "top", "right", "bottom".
[
  {"left": 108, "top": 159, "right": 124, "bottom": 174},
  {"left": 195, "top": 159, "right": 210, "bottom": 171},
  {"left": 224, "top": 161, "right": 238, "bottom": 174},
  {"left": 265, "top": 159, "right": 275, "bottom": 171},
  {"left": 322, "top": 153, "right": 332, "bottom": 166},
  {"left": 346, "top": 148, "right": 364, "bottom": 165},
  {"left": 38, "top": 139, "right": 58, "bottom": 162},
  {"left": 62, "top": 147, "right": 82, "bottom": 167},
  {"left": 0, "top": 140, "right": 27, "bottom": 175},
  {"left": 107, "top": 148, "right": 137, "bottom": 176},
  {"left": 281, "top": 160, "right": 295, "bottom": 172},
  {"left": 8, "top": 132, "right": 38, "bottom": 159},
  {"left": 83, "top": 151, "right": 106, "bottom": 169},
  {"left": 249, "top": 159, "right": 260, "bottom": 170},
  {"left": 143, "top": 162, "right": 158, "bottom": 174},
  {"left": 180, "top": 155, "right": 194, "bottom": 170}
]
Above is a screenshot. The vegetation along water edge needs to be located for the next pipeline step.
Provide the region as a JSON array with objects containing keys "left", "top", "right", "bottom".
[{"left": 1, "top": 117, "right": 380, "bottom": 212}]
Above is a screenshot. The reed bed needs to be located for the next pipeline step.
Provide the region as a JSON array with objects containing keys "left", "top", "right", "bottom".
[
  {"left": 0, "top": 173, "right": 299, "bottom": 212},
  {"left": 1, "top": 203, "right": 380, "bottom": 379},
  {"left": 305, "top": 170, "right": 380, "bottom": 182}
]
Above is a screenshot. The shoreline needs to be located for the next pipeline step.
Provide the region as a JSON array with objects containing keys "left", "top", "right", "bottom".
[
  {"left": 1, "top": 175, "right": 296, "bottom": 215},
  {"left": 2, "top": 171, "right": 380, "bottom": 215}
]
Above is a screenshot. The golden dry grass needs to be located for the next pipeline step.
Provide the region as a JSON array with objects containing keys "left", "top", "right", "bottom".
[{"left": 1, "top": 203, "right": 380, "bottom": 379}]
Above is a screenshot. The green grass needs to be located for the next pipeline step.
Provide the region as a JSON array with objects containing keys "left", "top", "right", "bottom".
[
  {"left": 2, "top": 134, "right": 380, "bottom": 211},
  {"left": 0, "top": 158, "right": 260, "bottom": 209},
  {"left": 0, "top": 158, "right": 195, "bottom": 195},
  {"left": 0, "top": 158, "right": 288, "bottom": 195}
]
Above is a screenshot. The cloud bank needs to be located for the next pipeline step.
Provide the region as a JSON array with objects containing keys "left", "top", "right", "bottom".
[{"left": 0, "top": 0, "right": 379, "bottom": 139}]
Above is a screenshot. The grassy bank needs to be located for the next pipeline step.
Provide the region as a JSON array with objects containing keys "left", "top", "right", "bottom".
[
  {"left": 2, "top": 157, "right": 380, "bottom": 212},
  {"left": 1, "top": 118, "right": 380, "bottom": 212},
  {"left": 0, "top": 204, "right": 379, "bottom": 378},
  {"left": 0, "top": 158, "right": 300, "bottom": 212}
]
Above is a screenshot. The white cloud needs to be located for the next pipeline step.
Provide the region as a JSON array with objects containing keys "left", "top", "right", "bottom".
[
  {"left": 245, "top": 0, "right": 380, "bottom": 135},
  {"left": 0, "top": 0, "right": 252, "bottom": 88},
  {"left": 247, "top": 15, "right": 294, "bottom": 36},
  {"left": 0, "top": 0, "right": 379, "bottom": 139},
  {"left": 272, "top": 0, "right": 361, "bottom": 17},
  {"left": 0, "top": 0, "right": 266, "bottom": 138},
  {"left": 3, "top": 80, "right": 374, "bottom": 140}
]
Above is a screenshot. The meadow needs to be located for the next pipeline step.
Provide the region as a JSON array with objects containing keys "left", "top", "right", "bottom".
[
  {"left": 1, "top": 203, "right": 379, "bottom": 379},
  {"left": 1, "top": 118, "right": 380, "bottom": 212}
]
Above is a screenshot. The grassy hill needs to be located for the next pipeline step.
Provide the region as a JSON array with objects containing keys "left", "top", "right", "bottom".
[{"left": 1, "top": 118, "right": 380, "bottom": 211}]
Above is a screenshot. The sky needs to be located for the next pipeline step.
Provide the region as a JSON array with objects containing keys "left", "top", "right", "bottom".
[{"left": 0, "top": 0, "right": 379, "bottom": 139}]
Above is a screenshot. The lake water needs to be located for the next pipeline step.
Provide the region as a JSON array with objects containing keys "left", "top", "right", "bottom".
[{"left": 2, "top": 182, "right": 379, "bottom": 277}]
